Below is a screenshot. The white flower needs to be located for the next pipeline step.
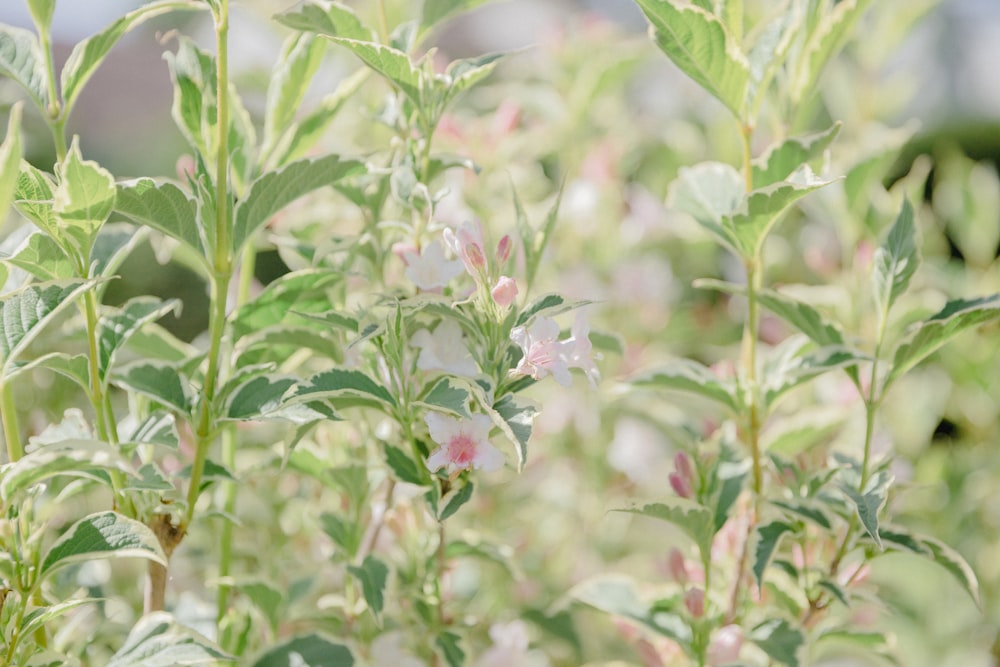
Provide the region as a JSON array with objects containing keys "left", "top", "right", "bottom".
[
  {"left": 403, "top": 240, "right": 464, "bottom": 290},
  {"left": 411, "top": 320, "right": 479, "bottom": 376},
  {"left": 473, "top": 621, "right": 550, "bottom": 667},
  {"left": 370, "top": 631, "right": 426, "bottom": 667},
  {"left": 560, "top": 311, "right": 600, "bottom": 386},
  {"left": 510, "top": 316, "right": 572, "bottom": 386},
  {"left": 425, "top": 412, "right": 504, "bottom": 473}
]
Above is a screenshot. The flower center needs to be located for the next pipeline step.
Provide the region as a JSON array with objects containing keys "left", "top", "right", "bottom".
[{"left": 448, "top": 433, "right": 477, "bottom": 465}]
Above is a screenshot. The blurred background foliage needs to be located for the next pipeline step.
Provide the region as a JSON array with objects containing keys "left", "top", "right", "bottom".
[{"left": 1, "top": 0, "right": 999, "bottom": 665}]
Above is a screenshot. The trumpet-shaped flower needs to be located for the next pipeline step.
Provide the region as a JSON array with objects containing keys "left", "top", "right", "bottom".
[
  {"left": 402, "top": 240, "right": 464, "bottom": 290},
  {"left": 491, "top": 276, "right": 518, "bottom": 308},
  {"left": 425, "top": 412, "right": 504, "bottom": 473},
  {"left": 443, "top": 220, "right": 487, "bottom": 279},
  {"left": 411, "top": 320, "right": 479, "bottom": 376},
  {"left": 510, "top": 316, "right": 572, "bottom": 386},
  {"left": 510, "top": 312, "right": 600, "bottom": 387}
]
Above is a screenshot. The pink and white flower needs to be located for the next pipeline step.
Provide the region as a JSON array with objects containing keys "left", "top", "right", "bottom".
[
  {"left": 510, "top": 316, "right": 572, "bottom": 386},
  {"left": 425, "top": 412, "right": 504, "bottom": 473},
  {"left": 443, "top": 220, "right": 487, "bottom": 279},
  {"left": 510, "top": 313, "right": 600, "bottom": 387},
  {"left": 473, "top": 620, "right": 550, "bottom": 667},
  {"left": 401, "top": 240, "right": 464, "bottom": 290},
  {"left": 411, "top": 320, "right": 478, "bottom": 376}
]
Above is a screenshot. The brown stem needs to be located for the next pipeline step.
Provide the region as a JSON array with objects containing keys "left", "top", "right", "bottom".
[{"left": 144, "top": 514, "right": 185, "bottom": 613}]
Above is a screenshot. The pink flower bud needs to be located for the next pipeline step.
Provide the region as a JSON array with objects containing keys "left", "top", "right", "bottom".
[
  {"left": 491, "top": 276, "right": 518, "bottom": 308},
  {"left": 707, "top": 624, "right": 743, "bottom": 664},
  {"left": 683, "top": 588, "right": 705, "bottom": 618},
  {"left": 496, "top": 235, "right": 512, "bottom": 264},
  {"left": 667, "top": 548, "right": 689, "bottom": 583},
  {"left": 669, "top": 472, "right": 692, "bottom": 499},
  {"left": 464, "top": 242, "right": 486, "bottom": 270},
  {"left": 673, "top": 451, "right": 694, "bottom": 482}
]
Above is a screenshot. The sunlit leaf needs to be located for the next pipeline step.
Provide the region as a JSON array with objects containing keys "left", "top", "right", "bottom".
[
  {"left": 887, "top": 293, "right": 1000, "bottom": 388},
  {"left": 0, "top": 439, "right": 129, "bottom": 504},
  {"left": 617, "top": 499, "right": 714, "bottom": 562},
  {"left": 421, "top": 0, "right": 490, "bottom": 32},
  {"left": 113, "top": 361, "right": 192, "bottom": 416},
  {"left": 262, "top": 33, "right": 326, "bottom": 165},
  {"left": 222, "top": 375, "right": 297, "bottom": 421},
  {"left": 5, "top": 232, "right": 75, "bottom": 281},
  {"left": 568, "top": 575, "right": 692, "bottom": 645},
  {"left": 115, "top": 178, "right": 203, "bottom": 262},
  {"left": 53, "top": 138, "right": 116, "bottom": 259},
  {"left": 291, "top": 368, "right": 396, "bottom": 409},
  {"left": 789, "top": 0, "right": 874, "bottom": 105},
  {"left": 61, "top": 1, "right": 205, "bottom": 113},
  {"left": 0, "top": 102, "right": 22, "bottom": 218},
  {"left": 108, "top": 612, "right": 233, "bottom": 666},
  {"left": 326, "top": 39, "right": 423, "bottom": 108},
  {"left": 631, "top": 358, "right": 739, "bottom": 413},
  {"left": 667, "top": 161, "right": 744, "bottom": 253},
  {"left": 40, "top": 511, "right": 166, "bottom": 582},
  {"left": 878, "top": 526, "right": 981, "bottom": 608},
  {"left": 274, "top": 0, "right": 373, "bottom": 41},
  {"left": 487, "top": 393, "right": 537, "bottom": 472},
  {"left": 0, "top": 279, "right": 92, "bottom": 377},
  {"left": 0, "top": 26, "right": 48, "bottom": 110},
  {"left": 417, "top": 376, "right": 472, "bottom": 418},
  {"left": 635, "top": 0, "right": 750, "bottom": 116},
  {"left": 233, "top": 155, "right": 365, "bottom": 253},
  {"left": 99, "top": 297, "right": 180, "bottom": 383},
  {"left": 872, "top": 199, "right": 918, "bottom": 318},
  {"left": 752, "top": 122, "right": 841, "bottom": 189}
]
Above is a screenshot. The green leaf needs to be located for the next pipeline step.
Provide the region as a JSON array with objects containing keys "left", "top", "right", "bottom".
[
  {"left": 752, "top": 122, "right": 841, "bottom": 189},
  {"left": 113, "top": 361, "right": 192, "bottom": 415},
  {"left": 789, "top": 0, "right": 873, "bottom": 105},
  {"left": 887, "top": 293, "right": 1000, "bottom": 388},
  {"left": 762, "top": 338, "right": 865, "bottom": 406},
  {"left": 222, "top": 375, "right": 297, "bottom": 421},
  {"left": 439, "top": 478, "right": 474, "bottom": 521},
  {"left": 0, "top": 279, "right": 92, "bottom": 377},
  {"left": 127, "top": 463, "right": 175, "bottom": 492},
  {"left": 515, "top": 293, "right": 590, "bottom": 327},
  {"left": 443, "top": 52, "right": 504, "bottom": 101},
  {"left": 0, "top": 439, "right": 129, "bottom": 504},
  {"left": 292, "top": 309, "right": 359, "bottom": 334},
  {"left": 19, "top": 598, "right": 94, "bottom": 643},
  {"left": 667, "top": 161, "right": 744, "bottom": 253},
  {"left": 61, "top": 1, "right": 205, "bottom": 113},
  {"left": 879, "top": 526, "right": 981, "bottom": 608},
  {"left": 771, "top": 499, "right": 832, "bottom": 529},
  {"left": 346, "top": 555, "right": 388, "bottom": 621},
  {"left": 488, "top": 393, "right": 538, "bottom": 472},
  {"left": 240, "top": 580, "right": 283, "bottom": 634},
  {"left": 417, "top": 377, "right": 472, "bottom": 418},
  {"left": 274, "top": 1, "right": 374, "bottom": 41},
  {"left": 15, "top": 352, "right": 90, "bottom": 389},
  {"left": 108, "top": 612, "right": 234, "bottom": 666},
  {"left": 233, "top": 155, "right": 365, "bottom": 253},
  {"left": 326, "top": 39, "right": 423, "bottom": 109},
  {"left": 92, "top": 223, "right": 148, "bottom": 281},
  {"left": 753, "top": 286, "right": 850, "bottom": 349},
  {"left": 635, "top": 0, "right": 750, "bottom": 116},
  {"left": 840, "top": 470, "right": 892, "bottom": 550},
  {"left": 513, "top": 182, "right": 564, "bottom": 292},
  {"left": 269, "top": 68, "right": 369, "bottom": 167},
  {"left": 384, "top": 444, "right": 429, "bottom": 486},
  {"left": 231, "top": 269, "right": 344, "bottom": 338},
  {"left": 631, "top": 358, "right": 739, "bottom": 413},
  {"left": 617, "top": 499, "right": 714, "bottom": 562},
  {"left": 14, "top": 161, "right": 61, "bottom": 241},
  {"left": 435, "top": 632, "right": 465, "bottom": 667},
  {"left": 421, "top": 0, "right": 490, "bottom": 32},
  {"left": 752, "top": 520, "right": 794, "bottom": 589},
  {"left": 872, "top": 199, "right": 918, "bottom": 317},
  {"left": 99, "top": 298, "right": 180, "bottom": 383},
  {"left": 251, "top": 634, "right": 354, "bottom": 667},
  {"left": 0, "top": 102, "right": 22, "bottom": 218},
  {"left": 115, "top": 178, "right": 204, "bottom": 263},
  {"left": 6, "top": 232, "right": 75, "bottom": 280},
  {"left": 261, "top": 33, "right": 327, "bottom": 164},
  {"left": 567, "top": 575, "right": 692, "bottom": 645},
  {"left": 126, "top": 412, "right": 180, "bottom": 449},
  {"left": 0, "top": 26, "right": 48, "bottom": 111},
  {"left": 54, "top": 137, "right": 117, "bottom": 259},
  {"left": 729, "top": 169, "right": 834, "bottom": 256},
  {"left": 320, "top": 512, "right": 362, "bottom": 558},
  {"left": 750, "top": 618, "right": 803, "bottom": 667},
  {"left": 40, "top": 511, "right": 166, "bottom": 582},
  {"left": 26, "top": 0, "right": 56, "bottom": 33},
  {"left": 291, "top": 368, "right": 396, "bottom": 409}
]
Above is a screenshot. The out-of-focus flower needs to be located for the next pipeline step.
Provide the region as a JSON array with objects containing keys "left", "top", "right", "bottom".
[
  {"left": 402, "top": 240, "right": 464, "bottom": 290},
  {"left": 473, "top": 620, "right": 550, "bottom": 667},
  {"left": 560, "top": 311, "right": 600, "bottom": 386},
  {"left": 370, "top": 631, "right": 426, "bottom": 667},
  {"left": 411, "top": 320, "right": 479, "bottom": 376},
  {"left": 606, "top": 417, "right": 668, "bottom": 485},
  {"left": 666, "top": 548, "right": 689, "bottom": 583},
  {"left": 491, "top": 276, "right": 518, "bottom": 308},
  {"left": 443, "top": 220, "right": 487, "bottom": 279},
  {"left": 510, "top": 316, "right": 572, "bottom": 386},
  {"left": 669, "top": 451, "right": 695, "bottom": 499},
  {"left": 495, "top": 234, "right": 513, "bottom": 264},
  {"left": 425, "top": 412, "right": 504, "bottom": 473},
  {"left": 707, "top": 624, "right": 743, "bottom": 665}
]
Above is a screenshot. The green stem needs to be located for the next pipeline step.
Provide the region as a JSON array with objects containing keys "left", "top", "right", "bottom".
[
  {"left": 1, "top": 381, "right": 23, "bottom": 463},
  {"left": 215, "top": 425, "right": 237, "bottom": 622},
  {"left": 184, "top": 0, "right": 232, "bottom": 530},
  {"left": 744, "top": 258, "right": 763, "bottom": 496},
  {"left": 375, "top": 0, "right": 390, "bottom": 43}
]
